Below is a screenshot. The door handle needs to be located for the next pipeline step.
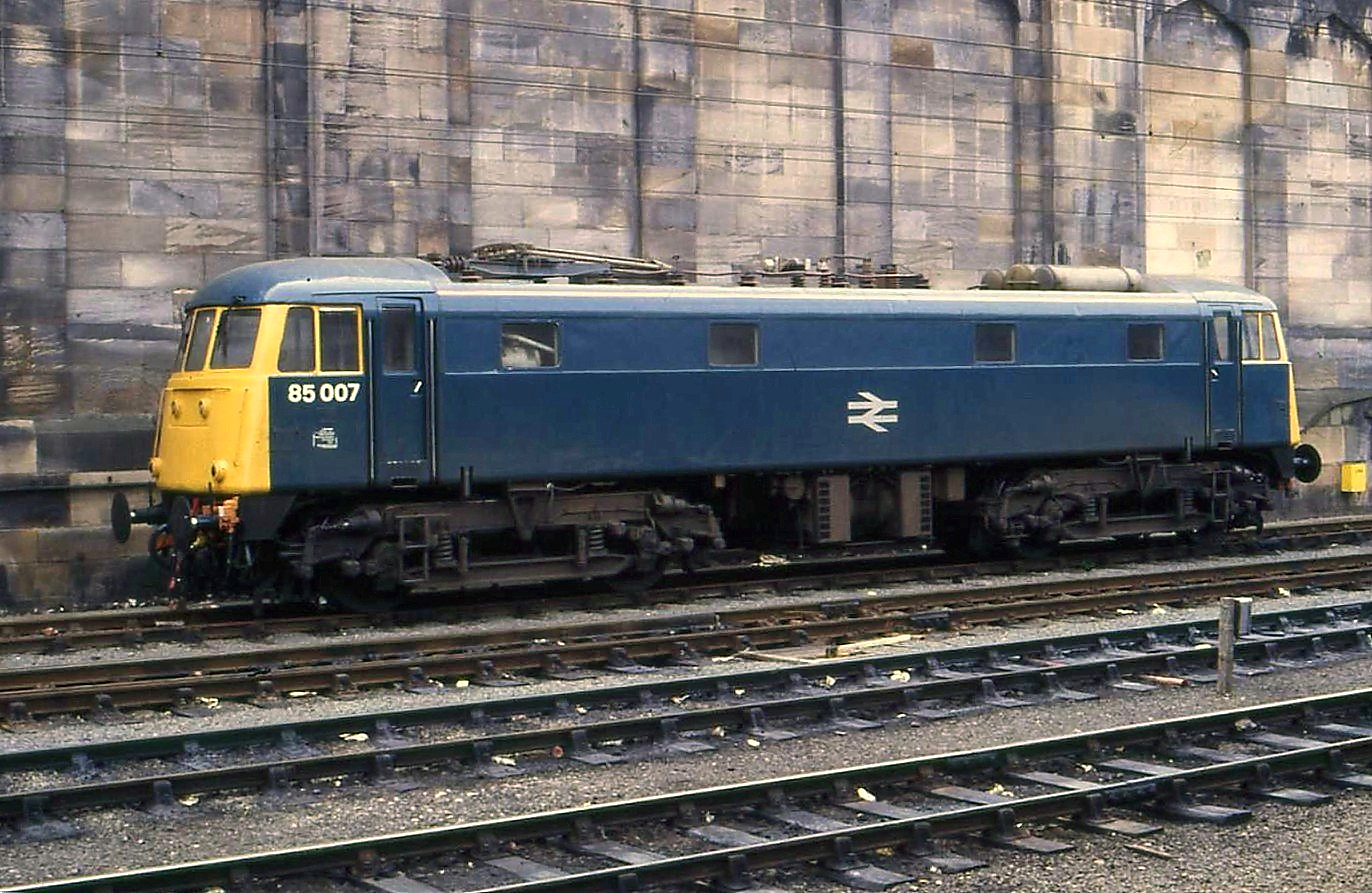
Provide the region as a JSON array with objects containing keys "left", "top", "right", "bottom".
[
  {"left": 412, "top": 380, "right": 424, "bottom": 394},
  {"left": 1209, "top": 367, "right": 1219, "bottom": 380}
]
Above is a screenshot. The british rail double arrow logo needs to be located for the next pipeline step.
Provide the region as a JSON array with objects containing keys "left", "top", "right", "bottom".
[{"left": 847, "top": 391, "right": 899, "bottom": 433}]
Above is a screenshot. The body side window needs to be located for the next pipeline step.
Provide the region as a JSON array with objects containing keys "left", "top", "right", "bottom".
[
  {"left": 973, "top": 323, "right": 1015, "bottom": 363},
  {"left": 1127, "top": 322, "right": 1164, "bottom": 361},
  {"left": 709, "top": 322, "right": 759, "bottom": 367},
  {"left": 501, "top": 322, "right": 559, "bottom": 368}
]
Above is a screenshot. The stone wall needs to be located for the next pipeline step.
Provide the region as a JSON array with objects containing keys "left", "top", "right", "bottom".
[{"left": 3, "top": 0, "right": 1372, "bottom": 607}]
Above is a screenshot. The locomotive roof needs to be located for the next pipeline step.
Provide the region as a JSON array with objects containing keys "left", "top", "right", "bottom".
[
  {"left": 189, "top": 257, "right": 449, "bottom": 306},
  {"left": 187, "top": 258, "right": 1277, "bottom": 317},
  {"left": 422, "top": 279, "right": 1272, "bottom": 318}
]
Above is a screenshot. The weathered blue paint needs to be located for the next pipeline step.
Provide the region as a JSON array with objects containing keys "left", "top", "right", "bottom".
[
  {"left": 188, "top": 257, "right": 446, "bottom": 309},
  {"left": 428, "top": 300, "right": 1233, "bottom": 484},
  {"left": 369, "top": 297, "right": 431, "bottom": 485},
  {"left": 268, "top": 376, "right": 370, "bottom": 489},
  {"left": 1204, "top": 305, "right": 1242, "bottom": 445},
  {"left": 1242, "top": 363, "right": 1293, "bottom": 446},
  {"left": 190, "top": 258, "right": 1293, "bottom": 495},
  {"left": 435, "top": 363, "right": 1207, "bottom": 482}
]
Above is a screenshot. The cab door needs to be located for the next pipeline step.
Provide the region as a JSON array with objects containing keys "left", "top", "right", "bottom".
[
  {"left": 369, "top": 297, "right": 431, "bottom": 486},
  {"left": 1203, "top": 306, "right": 1240, "bottom": 448},
  {"left": 1239, "top": 310, "right": 1294, "bottom": 446}
]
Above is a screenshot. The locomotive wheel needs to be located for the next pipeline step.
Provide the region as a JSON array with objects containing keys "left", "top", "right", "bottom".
[
  {"left": 607, "top": 559, "right": 665, "bottom": 594},
  {"left": 935, "top": 512, "right": 985, "bottom": 561},
  {"left": 1232, "top": 510, "right": 1264, "bottom": 537},
  {"left": 680, "top": 547, "right": 717, "bottom": 575},
  {"left": 966, "top": 522, "right": 1000, "bottom": 560},
  {"left": 317, "top": 570, "right": 403, "bottom": 614},
  {"left": 1178, "top": 523, "right": 1223, "bottom": 548},
  {"left": 942, "top": 520, "right": 998, "bottom": 561},
  {"left": 1012, "top": 532, "right": 1059, "bottom": 560}
]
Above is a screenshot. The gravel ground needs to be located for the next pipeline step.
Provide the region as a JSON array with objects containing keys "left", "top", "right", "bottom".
[
  {"left": 1, "top": 536, "right": 1362, "bottom": 675},
  {"left": 6, "top": 540, "right": 1372, "bottom": 755},
  {"left": 3, "top": 543, "right": 1372, "bottom": 890}
]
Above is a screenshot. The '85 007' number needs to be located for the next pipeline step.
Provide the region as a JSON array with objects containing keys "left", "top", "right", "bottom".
[{"left": 286, "top": 381, "right": 361, "bottom": 404}]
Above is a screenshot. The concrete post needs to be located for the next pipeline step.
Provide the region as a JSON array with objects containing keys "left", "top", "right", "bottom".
[{"left": 1216, "top": 596, "right": 1238, "bottom": 697}]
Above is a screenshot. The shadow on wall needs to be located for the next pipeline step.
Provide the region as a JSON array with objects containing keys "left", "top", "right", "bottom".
[
  {"left": 0, "top": 553, "right": 165, "bottom": 614},
  {"left": 1278, "top": 485, "right": 1369, "bottom": 519}
]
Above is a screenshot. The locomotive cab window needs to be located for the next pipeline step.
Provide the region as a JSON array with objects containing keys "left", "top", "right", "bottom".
[
  {"left": 1209, "top": 316, "right": 1232, "bottom": 362},
  {"left": 208, "top": 308, "right": 262, "bottom": 369},
  {"left": 320, "top": 307, "right": 361, "bottom": 371},
  {"left": 709, "top": 323, "right": 758, "bottom": 367},
  {"left": 278, "top": 307, "right": 315, "bottom": 372},
  {"left": 276, "top": 306, "right": 361, "bottom": 373},
  {"left": 182, "top": 308, "right": 216, "bottom": 371},
  {"left": 1242, "top": 311, "right": 1286, "bottom": 361},
  {"left": 175, "top": 315, "right": 193, "bottom": 370},
  {"left": 501, "top": 322, "right": 559, "bottom": 368},
  {"left": 1260, "top": 312, "right": 1283, "bottom": 361},
  {"left": 381, "top": 306, "right": 416, "bottom": 373},
  {"left": 1127, "top": 323, "right": 1164, "bottom": 361},
  {"left": 974, "top": 323, "right": 1015, "bottom": 363},
  {"left": 1242, "top": 313, "right": 1261, "bottom": 360}
]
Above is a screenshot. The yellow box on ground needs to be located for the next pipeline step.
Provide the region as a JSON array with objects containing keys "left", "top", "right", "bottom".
[{"left": 1340, "top": 462, "right": 1367, "bottom": 493}]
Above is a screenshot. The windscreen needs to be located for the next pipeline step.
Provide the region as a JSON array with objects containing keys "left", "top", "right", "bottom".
[
  {"left": 182, "top": 309, "right": 215, "bottom": 371},
  {"left": 209, "top": 308, "right": 262, "bottom": 369}
]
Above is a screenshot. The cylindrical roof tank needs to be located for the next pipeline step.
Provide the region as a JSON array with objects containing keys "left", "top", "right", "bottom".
[{"left": 1032, "top": 265, "right": 1144, "bottom": 291}]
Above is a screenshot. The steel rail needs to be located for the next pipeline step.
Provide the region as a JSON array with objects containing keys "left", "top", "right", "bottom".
[
  {"left": 1, "top": 597, "right": 1367, "bottom": 773},
  {"left": 3, "top": 602, "right": 1371, "bottom": 822},
  {"left": 4, "top": 552, "right": 1372, "bottom": 719},
  {"left": 444, "top": 740, "right": 1372, "bottom": 893},
  {"left": 7, "top": 689, "right": 1372, "bottom": 893},
  {"left": 0, "top": 542, "right": 965, "bottom": 648},
  {"left": 5, "top": 549, "right": 1371, "bottom": 692},
  {"left": 1, "top": 514, "right": 1366, "bottom": 654}
]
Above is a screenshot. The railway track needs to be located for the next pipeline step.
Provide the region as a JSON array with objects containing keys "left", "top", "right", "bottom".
[
  {"left": 8, "top": 686, "right": 1372, "bottom": 893},
  {"left": 1, "top": 514, "right": 1366, "bottom": 655},
  {"left": 5, "top": 550, "right": 1372, "bottom": 720},
  {"left": 4, "top": 598, "right": 1371, "bottom": 831}
]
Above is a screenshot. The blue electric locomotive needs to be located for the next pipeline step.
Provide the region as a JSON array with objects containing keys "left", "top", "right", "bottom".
[{"left": 113, "top": 257, "right": 1321, "bottom": 608}]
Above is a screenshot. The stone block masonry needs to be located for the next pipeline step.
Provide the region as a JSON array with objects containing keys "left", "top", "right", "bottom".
[{"left": 2, "top": 0, "right": 1372, "bottom": 607}]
